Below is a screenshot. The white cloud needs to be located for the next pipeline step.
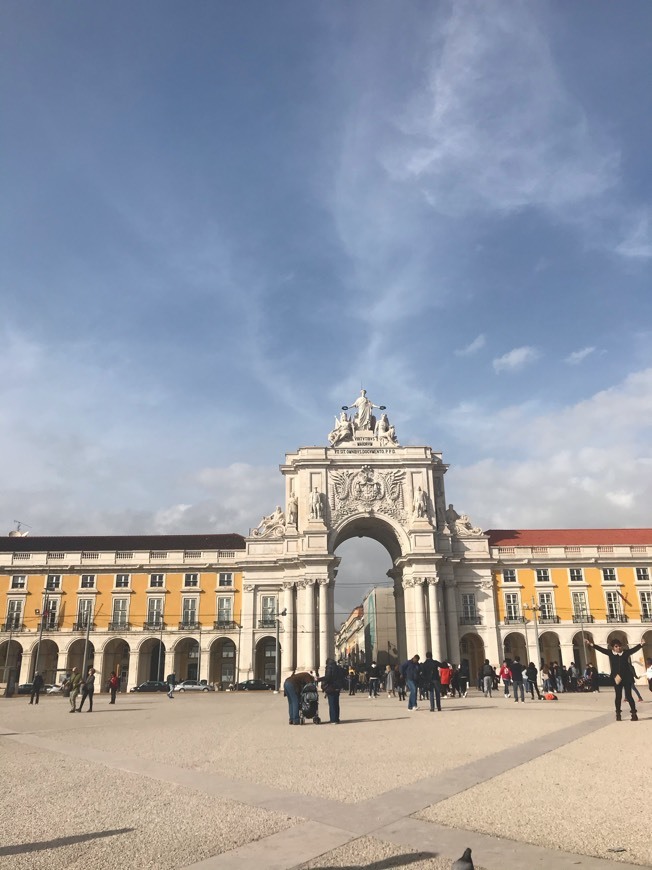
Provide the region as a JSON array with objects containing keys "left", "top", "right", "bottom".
[
  {"left": 455, "top": 334, "right": 486, "bottom": 357},
  {"left": 615, "top": 211, "right": 652, "bottom": 259},
  {"left": 565, "top": 346, "right": 596, "bottom": 365},
  {"left": 493, "top": 346, "right": 540, "bottom": 373}
]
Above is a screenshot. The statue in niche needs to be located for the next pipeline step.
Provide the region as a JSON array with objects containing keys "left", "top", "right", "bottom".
[
  {"left": 252, "top": 505, "right": 286, "bottom": 538},
  {"left": 328, "top": 411, "right": 354, "bottom": 447},
  {"left": 287, "top": 494, "right": 298, "bottom": 526},
  {"left": 309, "top": 487, "right": 324, "bottom": 520},
  {"left": 374, "top": 413, "right": 399, "bottom": 446},
  {"left": 344, "top": 389, "right": 384, "bottom": 431},
  {"left": 445, "top": 503, "right": 483, "bottom": 537},
  {"left": 412, "top": 486, "right": 428, "bottom": 519}
]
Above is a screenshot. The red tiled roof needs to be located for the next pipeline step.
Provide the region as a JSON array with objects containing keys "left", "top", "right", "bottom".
[
  {"left": 0, "top": 533, "right": 246, "bottom": 553},
  {"left": 486, "top": 529, "right": 652, "bottom": 547}
]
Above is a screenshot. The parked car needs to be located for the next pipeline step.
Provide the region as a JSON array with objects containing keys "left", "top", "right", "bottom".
[
  {"left": 16, "top": 683, "right": 33, "bottom": 695},
  {"left": 174, "top": 680, "right": 215, "bottom": 693},
  {"left": 235, "top": 679, "right": 274, "bottom": 691},
  {"left": 130, "top": 681, "right": 169, "bottom": 693},
  {"left": 46, "top": 684, "right": 65, "bottom": 694}
]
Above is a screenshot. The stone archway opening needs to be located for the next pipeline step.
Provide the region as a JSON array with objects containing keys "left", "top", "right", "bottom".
[
  {"left": 460, "top": 633, "right": 485, "bottom": 685},
  {"left": 67, "top": 639, "right": 95, "bottom": 677},
  {"left": 174, "top": 637, "right": 199, "bottom": 681},
  {"left": 607, "top": 629, "right": 629, "bottom": 647},
  {"left": 102, "top": 638, "right": 130, "bottom": 692},
  {"left": 539, "top": 631, "right": 562, "bottom": 666},
  {"left": 1, "top": 639, "right": 23, "bottom": 688},
  {"left": 137, "top": 638, "right": 165, "bottom": 683},
  {"left": 210, "top": 638, "right": 237, "bottom": 688},
  {"left": 503, "top": 632, "right": 526, "bottom": 663},
  {"left": 30, "top": 639, "right": 59, "bottom": 683},
  {"left": 572, "top": 631, "right": 593, "bottom": 671},
  {"left": 255, "top": 636, "right": 277, "bottom": 684}
]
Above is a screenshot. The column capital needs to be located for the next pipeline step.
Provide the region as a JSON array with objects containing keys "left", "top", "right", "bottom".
[
  {"left": 282, "top": 581, "right": 294, "bottom": 591},
  {"left": 243, "top": 584, "right": 255, "bottom": 593},
  {"left": 402, "top": 578, "right": 415, "bottom": 589},
  {"left": 426, "top": 575, "right": 441, "bottom": 586},
  {"left": 304, "top": 577, "right": 316, "bottom": 587},
  {"left": 317, "top": 578, "right": 330, "bottom": 587}
]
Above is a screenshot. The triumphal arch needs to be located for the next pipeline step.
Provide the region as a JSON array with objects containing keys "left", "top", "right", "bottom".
[{"left": 240, "top": 390, "right": 499, "bottom": 676}]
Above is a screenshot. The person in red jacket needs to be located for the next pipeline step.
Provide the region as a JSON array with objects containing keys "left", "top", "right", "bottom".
[
  {"left": 439, "top": 661, "right": 452, "bottom": 697},
  {"left": 499, "top": 661, "right": 512, "bottom": 698},
  {"left": 108, "top": 671, "right": 120, "bottom": 704}
]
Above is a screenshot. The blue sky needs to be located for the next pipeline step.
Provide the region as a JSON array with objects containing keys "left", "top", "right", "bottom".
[{"left": 2, "top": 2, "right": 652, "bottom": 610}]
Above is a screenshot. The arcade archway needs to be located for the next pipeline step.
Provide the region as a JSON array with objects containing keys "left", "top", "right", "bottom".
[
  {"left": 67, "top": 639, "right": 95, "bottom": 676},
  {"left": 460, "top": 633, "right": 485, "bottom": 684},
  {"left": 255, "top": 636, "right": 277, "bottom": 684},
  {"left": 137, "top": 638, "right": 165, "bottom": 683},
  {"left": 503, "top": 632, "right": 526, "bottom": 663},
  {"left": 539, "top": 631, "right": 562, "bottom": 665},
  {"left": 174, "top": 637, "right": 199, "bottom": 681},
  {"left": 30, "top": 639, "right": 59, "bottom": 683},
  {"left": 102, "top": 638, "right": 130, "bottom": 692},
  {"left": 210, "top": 638, "right": 236, "bottom": 688}
]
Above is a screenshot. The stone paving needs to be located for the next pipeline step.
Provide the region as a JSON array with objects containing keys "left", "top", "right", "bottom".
[{"left": 1, "top": 686, "right": 649, "bottom": 869}]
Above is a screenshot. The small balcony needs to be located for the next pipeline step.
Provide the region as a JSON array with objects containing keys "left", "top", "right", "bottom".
[
  {"left": 143, "top": 621, "right": 165, "bottom": 631},
  {"left": 606, "top": 614, "right": 628, "bottom": 623},
  {"left": 1, "top": 621, "right": 25, "bottom": 632},
  {"left": 108, "top": 622, "right": 131, "bottom": 632},
  {"left": 503, "top": 616, "right": 526, "bottom": 625},
  {"left": 460, "top": 615, "right": 482, "bottom": 625},
  {"left": 258, "top": 619, "right": 277, "bottom": 629},
  {"left": 539, "top": 615, "right": 560, "bottom": 624},
  {"left": 72, "top": 622, "right": 95, "bottom": 632},
  {"left": 214, "top": 620, "right": 237, "bottom": 631},
  {"left": 572, "top": 614, "right": 594, "bottom": 623},
  {"left": 178, "top": 621, "right": 200, "bottom": 630},
  {"left": 641, "top": 615, "right": 652, "bottom": 623}
]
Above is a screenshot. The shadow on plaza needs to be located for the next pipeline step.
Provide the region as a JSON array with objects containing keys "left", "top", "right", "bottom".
[
  {"left": 338, "top": 717, "right": 412, "bottom": 724},
  {"left": 309, "top": 852, "right": 438, "bottom": 869},
  {"left": 0, "top": 828, "right": 135, "bottom": 857}
]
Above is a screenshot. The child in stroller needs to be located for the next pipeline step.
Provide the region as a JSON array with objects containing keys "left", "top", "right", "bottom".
[{"left": 299, "top": 681, "right": 321, "bottom": 725}]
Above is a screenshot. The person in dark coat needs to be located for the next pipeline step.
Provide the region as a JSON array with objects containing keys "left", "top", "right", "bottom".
[
  {"left": 283, "top": 670, "right": 314, "bottom": 725},
  {"left": 585, "top": 638, "right": 644, "bottom": 721},
  {"left": 320, "top": 658, "right": 342, "bottom": 724},
  {"left": 29, "top": 672, "right": 44, "bottom": 705},
  {"left": 420, "top": 651, "right": 442, "bottom": 712}
]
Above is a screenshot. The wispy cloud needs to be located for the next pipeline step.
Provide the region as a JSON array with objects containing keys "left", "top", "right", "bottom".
[
  {"left": 455, "top": 334, "right": 486, "bottom": 357},
  {"left": 615, "top": 210, "right": 652, "bottom": 259},
  {"left": 493, "top": 346, "right": 540, "bottom": 374},
  {"left": 565, "top": 346, "right": 595, "bottom": 365}
]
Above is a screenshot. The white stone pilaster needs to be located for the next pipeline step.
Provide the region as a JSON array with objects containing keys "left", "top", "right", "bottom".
[
  {"left": 318, "top": 579, "right": 329, "bottom": 672},
  {"left": 413, "top": 577, "right": 428, "bottom": 657},
  {"left": 304, "top": 578, "right": 316, "bottom": 673},
  {"left": 444, "top": 578, "right": 460, "bottom": 663},
  {"left": 282, "top": 581, "right": 295, "bottom": 675},
  {"left": 427, "top": 576, "right": 444, "bottom": 660}
]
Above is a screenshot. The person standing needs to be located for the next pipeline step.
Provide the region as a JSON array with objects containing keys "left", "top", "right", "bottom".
[
  {"left": 439, "top": 661, "right": 452, "bottom": 698},
  {"left": 395, "top": 664, "right": 406, "bottom": 701},
  {"left": 481, "top": 660, "right": 495, "bottom": 697},
  {"left": 368, "top": 661, "right": 380, "bottom": 699},
  {"left": 78, "top": 667, "right": 96, "bottom": 712},
  {"left": 458, "top": 660, "right": 470, "bottom": 698},
  {"left": 166, "top": 672, "right": 177, "bottom": 699},
  {"left": 29, "top": 672, "right": 44, "bottom": 705},
  {"left": 384, "top": 665, "right": 395, "bottom": 698},
  {"left": 499, "top": 661, "right": 512, "bottom": 698},
  {"left": 283, "top": 670, "right": 314, "bottom": 725},
  {"left": 585, "top": 638, "right": 644, "bottom": 721},
  {"left": 420, "top": 651, "right": 442, "bottom": 712},
  {"left": 525, "top": 662, "right": 542, "bottom": 700},
  {"left": 510, "top": 656, "right": 526, "bottom": 702},
  {"left": 401, "top": 654, "right": 421, "bottom": 711},
  {"left": 108, "top": 671, "right": 120, "bottom": 704},
  {"left": 67, "top": 667, "right": 82, "bottom": 712},
  {"left": 321, "top": 658, "right": 342, "bottom": 724}
]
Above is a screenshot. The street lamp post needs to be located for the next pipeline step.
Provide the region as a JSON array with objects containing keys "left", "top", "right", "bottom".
[
  {"left": 81, "top": 600, "right": 94, "bottom": 678},
  {"left": 524, "top": 597, "right": 541, "bottom": 665},
  {"left": 33, "top": 593, "right": 49, "bottom": 680},
  {"left": 157, "top": 609, "right": 164, "bottom": 681},
  {"left": 275, "top": 607, "right": 287, "bottom": 693}
]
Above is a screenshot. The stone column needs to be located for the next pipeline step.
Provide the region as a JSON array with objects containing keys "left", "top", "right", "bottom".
[
  {"left": 198, "top": 643, "right": 210, "bottom": 685},
  {"left": 413, "top": 578, "right": 428, "bottom": 657},
  {"left": 479, "top": 578, "right": 501, "bottom": 666},
  {"left": 327, "top": 581, "right": 336, "bottom": 660},
  {"left": 19, "top": 648, "right": 32, "bottom": 684},
  {"left": 402, "top": 578, "right": 417, "bottom": 656},
  {"left": 304, "top": 578, "right": 316, "bottom": 673},
  {"left": 318, "top": 579, "right": 329, "bottom": 672},
  {"left": 164, "top": 649, "right": 175, "bottom": 681},
  {"left": 282, "top": 581, "right": 295, "bottom": 676},
  {"left": 427, "top": 576, "right": 444, "bottom": 660},
  {"left": 444, "top": 578, "right": 460, "bottom": 663},
  {"left": 239, "top": 584, "right": 255, "bottom": 679},
  {"left": 391, "top": 570, "right": 406, "bottom": 662}
]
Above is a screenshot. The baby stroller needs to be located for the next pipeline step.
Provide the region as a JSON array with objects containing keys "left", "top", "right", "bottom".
[{"left": 299, "top": 681, "right": 321, "bottom": 725}]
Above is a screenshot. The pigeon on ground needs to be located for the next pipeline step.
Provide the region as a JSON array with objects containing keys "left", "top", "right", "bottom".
[{"left": 452, "top": 847, "right": 474, "bottom": 870}]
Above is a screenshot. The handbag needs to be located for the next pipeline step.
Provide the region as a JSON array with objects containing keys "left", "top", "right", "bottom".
[{"left": 614, "top": 674, "right": 622, "bottom": 685}]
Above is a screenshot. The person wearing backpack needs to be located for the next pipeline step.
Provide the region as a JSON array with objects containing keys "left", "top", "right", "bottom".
[
  {"left": 481, "top": 660, "right": 495, "bottom": 697},
  {"left": 420, "top": 651, "right": 442, "bottom": 712},
  {"left": 401, "top": 654, "right": 421, "bottom": 711},
  {"left": 320, "top": 658, "right": 342, "bottom": 724}
]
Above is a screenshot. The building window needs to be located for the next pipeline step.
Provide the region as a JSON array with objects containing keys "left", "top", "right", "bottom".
[
  {"left": 115, "top": 574, "right": 130, "bottom": 588},
  {"left": 10, "top": 575, "right": 26, "bottom": 590},
  {"left": 569, "top": 568, "right": 584, "bottom": 583},
  {"left": 572, "top": 591, "right": 588, "bottom": 620},
  {"left": 538, "top": 592, "right": 555, "bottom": 620},
  {"left": 149, "top": 574, "right": 164, "bottom": 588},
  {"left": 112, "top": 598, "right": 128, "bottom": 626},
  {"left": 635, "top": 567, "right": 650, "bottom": 583},
  {"left": 77, "top": 599, "right": 93, "bottom": 627},
  {"left": 81, "top": 574, "right": 96, "bottom": 589},
  {"left": 640, "top": 591, "right": 652, "bottom": 620},
  {"left": 44, "top": 599, "right": 58, "bottom": 629},
  {"left": 217, "top": 597, "right": 233, "bottom": 624},
  {"left": 46, "top": 574, "right": 61, "bottom": 591},
  {"left": 605, "top": 591, "right": 622, "bottom": 619},
  {"left": 502, "top": 569, "right": 517, "bottom": 583},
  {"left": 181, "top": 598, "right": 197, "bottom": 626},
  {"left": 218, "top": 572, "right": 233, "bottom": 587},
  {"left": 462, "top": 593, "right": 477, "bottom": 620},
  {"left": 535, "top": 569, "right": 550, "bottom": 583},
  {"left": 5, "top": 599, "right": 23, "bottom": 629},
  {"left": 261, "top": 595, "right": 277, "bottom": 624},
  {"left": 504, "top": 593, "right": 520, "bottom": 621},
  {"left": 147, "top": 598, "right": 163, "bottom": 625},
  {"left": 184, "top": 573, "right": 199, "bottom": 588},
  {"left": 602, "top": 568, "right": 617, "bottom": 583}
]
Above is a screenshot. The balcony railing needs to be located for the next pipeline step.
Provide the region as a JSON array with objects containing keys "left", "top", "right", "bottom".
[
  {"left": 504, "top": 616, "right": 526, "bottom": 625},
  {"left": 258, "top": 619, "right": 277, "bottom": 629},
  {"left": 214, "top": 620, "right": 237, "bottom": 631},
  {"left": 572, "top": 614, "right": 594, "bottom": 623},
  {"left": 539, "top": 615, "right": 560, "bottom": 624},
  {"left": 460, "top": 615, "right": 481, "bottom": 625},
  {"left": 178, "top": 621, "right": 200, "bottom": 630},
  {"left": 1, "top": 621, "right": 25, "bottom": 632},
  {"left": 143, "top": 621, "right": 165, "bottom": 631},
  {"left": 641, "top": 615, "right": 652, "bottom": 623},
  {"left": 108, "top": 622, "right": 131, "bottom": 632},
  {"left": 606, "top": 614, "right": 628, "bottom": 623},
  {"left": 72, "top": 622, "right": 95, "bottom": 631}
]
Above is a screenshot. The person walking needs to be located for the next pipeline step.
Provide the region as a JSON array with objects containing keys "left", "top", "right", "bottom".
[
  {"left": 458, "top": 660, "right": 470, "bottom": 697},
  {"left": 166, "top": 672, "right": 177, "bottom": 699},
  {"left": 499, "top": 661, "right": 512, "bottom": 698},
  {"left": 439, "top": 661, "right": 452, "bottom": 698},
  {"left": 67, "top": 667, "right": 82, "bottom": 712},
  {"left": 450, "top": 664, "right": 462, "bottom": 698},
  {"left": 420, "top": 651, "right": 442, "bottom": 712},
  {"left": 108, "top": 671, "right": 120, "bottom": 704},
  {"left": 29, "top": 672, "right": 44, "bottom": 705},
  {"left": 283, "top": 670, "right": 314, "bottom": 725},
  {"left": 347, "top": 667, "right": 357, "bottom": 696},
  {"left": 481, "top": 660, "right": 495, "bottom": 697},
  {"left": 395, "top": 664, "right": 406, "bottom": 701},
  {"left": 510, "top": 656, "right": 526, "bottom": 702},
  {"left": 77, "top": 667, "right": 96, "bottom": 712},
  {"left": 384, "top": 665, "right": 395, "bottom": 698},
  {"left": 401, "top": 654, "right": 421, "bottom": 711},
  {"left": 585, "top": 637, "right": 644, "bottom": 721},
  {"left": 525, "top": 662, "right": 542, "bottom": 700},
  {"left": 368, "top": 661, "right": 381, "bottom": 699}
]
